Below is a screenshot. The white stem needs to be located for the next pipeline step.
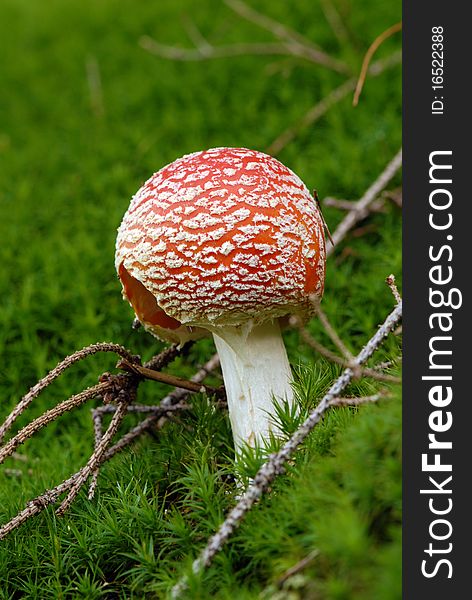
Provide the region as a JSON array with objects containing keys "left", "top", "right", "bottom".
[{"left": 212, "top": 319, "right": 295, "bottom": 451}]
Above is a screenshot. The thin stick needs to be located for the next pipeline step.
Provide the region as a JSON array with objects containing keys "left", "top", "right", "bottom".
[
  {"left": 277, "top": 549, "right": 319, "bottom": 587},
  {"left": 181, "top": 15, "right": 212, "bottom": 54},
  {"left": 353, "top": 22, "right": 402, "bottom": 106},
  {"left": 0, "top": 343, "right": 136, "bottom": 443},
  {"left": 324, "top": 197, "right": 386, "bottom": 213},
  {"left": 268, "top": 77, "right": 355, "bottom": 155},
  {"left": 172, "top": 301, "right": 402, "bottom": 597},
  {"left": 140, "top": 36, "right": 347, "bottom": 73},
  {"left": 0, "top": 404, "right": 180, "bottom": 538},
  {"left": 140, "top": 37, "right": 288, "bottom": 60},
  {"left": 88, "top": 343, "right": 188, "bottom": 498},
  {"left": 319, "top": 0, "right": 350, "bottom": 46},
  {"left": 324, "top": 187, "right": 401, "bottom": 214},
  {"left": 267, "top": 50, "right": 401, "bottom": 155},
  {"left": 87, "top": 401, "right": 193, "bottom": 499},
  {"left": 225, "top": 0, "right": 323, "bottom": 51},
  {"left": 144, "top": 343, "right": 191, "bottom": 371},
  {"left": 329, "top": 393, "right": 389, "bottom": 407},
  {"left": 56, "top": 392, "right": 135, "bottom": 516},
  {"left": 383, "top": 187, "right": 403, "bottom": 208},
  {"left": 85, "top": 56, "right": 105, "bottom": 118},
  {"left": 93, "top": 402, "right": 192, "bottom": 416},
  {"left": 327, "top": 149, "right": 402, "bottom": 254},
  {"left": 310, "top": 297, "right": 353, "bottom": 361},
  {"left": 224, "top": 0, "right": 350, "bottom": 74},
  {"left": 88, "top": 353, "right": 220, "bottom": 495},
  {"left": 386, "top": 274, "right": 402, "bottom": 304},
  {"left": 290, "top": 317, "right": 400, "bottom": 384},
  {"left": 88, "top": 407, "right": 105, "bottom": 500},
  {"left": 0, "top": 472, "right": 80, "bottom": 540},
  {"left": 0, "top": 382, "right": 111, "bottom": 465},
  {"left": 0, "top": 355, "right": 221, "bottom": 538},
  {"left": 117, "top": 359, "right": 224, "bottom": 397},
  {"left": 104, "top": 354, "right": 221, "bottom": 454}
]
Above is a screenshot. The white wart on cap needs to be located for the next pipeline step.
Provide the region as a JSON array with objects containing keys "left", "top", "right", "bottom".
[{"left": 116, "top": 147, "right": 326, "bottom": 450}]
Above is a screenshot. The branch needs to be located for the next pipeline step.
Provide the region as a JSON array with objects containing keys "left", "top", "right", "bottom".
[
  {"left": 225, "top": 0, "right": 321, "bottom": 51},
  {"left": 0, "top": 342, "right": 137, "bottom": 444},
  {"left": 140, "top": 37, "right": 349, "bottom": 75},
  {"left": 0, "top": 382, "right": 112, "bottom": 465},
  {"left": 0, "top": 352, "right": 221, "bottom": 539},
  {"left": 56, "top": 390, "right": 135, "bottom": 516},
  {"left": 181, "top": 14, "right": 213, "bottom": 54},
  {"left": 290, "top": 315, "right": 401, "bottom": 384},
  {"left": 0, "top": 472, "right": 81, "bottom": 540},
  {"left": 319, "top": 0, "right": 350, "bottom": 46},
  {"left": 144, "top": 342, "right": 191, "bottom": 371},
  {"left": 329, "top": 393, "right": 390, "bottom": 407},
  {"left": 140, "top": 0, "right": 350, "bottom": 75},
  {"left": 290, "top": 274, "right": 402, "bottom": 384},
  {"left": 323, "top": 197, "right": 385, "bottom": 213},
  {"left": 107, "top": 354, "right": 221, "bottom": 457},
  {"left": 353, "top": 22, "right": 402, "bottom": 106},
  {"left": 267, "top": 50, "right": 401, "bottom": 155},
  {"left": 276, "top": 549, "right": 320, "bottom": 587},
  {"left": 116, "top": 359, "right": 224, "bottom": 397},
  {"left": 0, "top": 343, "right": 205, "bottom": 535},
  {"left": 386, "top": 274, "right": 402, "bottom": 304},
  {"left": 140, "top": 36, "right": 294, "bottom": 61},
  {"left": 224, "top": 0, "right": 350, "bottom": 74},
  {"left": 172, "top": 301, "right": 402, "bottom": 597},
  {"left": 85, "top": 56, "right": 105, "bottom": 118},
  {"left": 309, "top": 296, "right": 353, "bottom": 361},
  {"left": 89, "top": 353, "right": 221, "bottom": 498},
  {"left": 324, "top": 187, "right": 402, "bottom": 215},
  {"left": 327, "top": 148, "right": 402, "bottom": 254}
]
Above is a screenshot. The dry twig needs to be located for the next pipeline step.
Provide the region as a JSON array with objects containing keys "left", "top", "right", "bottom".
[
  {"left": 290, "top": 315, "right": 400, "bottom": 384},
  {"left": 139, "top": 0, "right": 349, "bottom": 75},
  {"left": 88, "top": 353, "right": 221, "bottom": 496},
  {"left": 329, "top": 392, "right": 391, "bottom": 407},
  {"left": 117, "top": 359, "right": 224, "bottom": 396},
  {"left": 172, "top": 300, "right": 402, "bottom": 598},
  {"left": 276, "top": 549, "right": 320, "bottom": 587},
  {"left": 56, "top": 390, "right": 135, "bottom": 516},
  {"left": 324, "top": 197, "right": 384, "bottom": 213},
  {"left": 319, "top": 0, "right": 350, "bottom": 46},
  {"left": 0, "top": 382, "right": 111, "bottom": 465},
  {"left": 86, "top": 56, "right": 105, "bottom": 118},
  {"left": 0, "top": 343, "right": 136, "bottom": 444},
  {"left": 0, "top": 351, "right": 220, "bottom": 539},
  {"left": 327, "top": 148, "right": 402, "bottom": 253},
  {"left": 353, "top": 22, "right": 402, "bottom": 106},
  {"left": 224, "top": 0, "right": 350, "bottom": 74},
  {"left": 267, "top": 50, "right": 401, "bottom": 154},
  {"left": 324, "top": 188, "right": 402, "bottom": 214},
  {"left": 139, "top": 38, "right": 348, "bottom": 74},
  {"left": 309, "top": 296, "right": 353, "bottom": 361},
  {"left": 386, "top": 274, "right": 402, "bottom": 304},
  {"left": 225, "top": 0, "right": 323, "bottom": 52},
  {"left": 100, "top": 354, "right": 220, "bottom": 460},
  {"left": 0, "top": 472, "right": 82, "bottom": 540},
  {"left": 290, "top": 269, "right": 402, "bottom": 384},
  {"left": 140, "top": 37, "right": 293, "bottom": 61}
]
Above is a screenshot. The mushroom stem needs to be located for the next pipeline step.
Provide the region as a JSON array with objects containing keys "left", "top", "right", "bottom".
[{"left": 211, "top": 319, "right": 294, "bottom": 451}]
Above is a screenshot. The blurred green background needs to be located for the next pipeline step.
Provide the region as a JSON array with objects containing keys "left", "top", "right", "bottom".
[{"left": 0, "top": 0, "right": 401, "bottom": 597}]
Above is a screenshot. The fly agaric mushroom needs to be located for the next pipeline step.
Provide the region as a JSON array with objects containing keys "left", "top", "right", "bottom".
[{"left": 115, "top": 147, "right": 326, "bottom": 451}]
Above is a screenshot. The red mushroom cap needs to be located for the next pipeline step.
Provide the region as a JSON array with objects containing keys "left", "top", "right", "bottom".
[{"left": 115, "top": 147, "right": 325, "bottom": 342}]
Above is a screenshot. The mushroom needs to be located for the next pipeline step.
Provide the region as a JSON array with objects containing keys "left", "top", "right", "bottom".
[{"left": 115, "top": 147, "right": 326, "bottom": 451}]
